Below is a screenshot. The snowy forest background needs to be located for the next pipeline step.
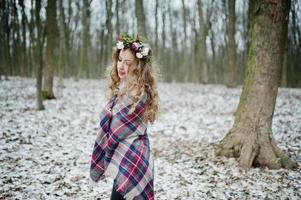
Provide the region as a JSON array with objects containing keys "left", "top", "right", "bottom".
[
  {"left": 1, "top": 0, "right": 301, "bottom": 86},
  {"left": 1, "top": 0, "right": 301, "bottom": 199}
]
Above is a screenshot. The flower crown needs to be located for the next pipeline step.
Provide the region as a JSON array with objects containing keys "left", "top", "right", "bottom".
[{"left": 116, "top": 33, "right": 150, "bottom": 60}]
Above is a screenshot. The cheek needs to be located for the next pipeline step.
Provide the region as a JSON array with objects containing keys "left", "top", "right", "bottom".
[
  {"left": 124, "top": 65, "right": 130, "bottom": 74},
  {"left": 117, "top": 62, "right": 122, "bottom": 69}
]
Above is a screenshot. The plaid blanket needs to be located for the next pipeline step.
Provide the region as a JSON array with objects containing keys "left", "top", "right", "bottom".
[{"left": 90, "top": 90, "right": 154, "bottom": 200}]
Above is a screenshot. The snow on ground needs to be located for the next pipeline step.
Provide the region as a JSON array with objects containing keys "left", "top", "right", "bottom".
[{"left": 0, "top": 76, "right": 300, "bottom": 200}]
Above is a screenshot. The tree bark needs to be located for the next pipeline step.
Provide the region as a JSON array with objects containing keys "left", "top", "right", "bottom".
[
  {"left": 155, "top": 0, "right": 159, "bottom": 57},
  {"left": 43, "top": 0, "right": 58, "bottom": 99},
  {"left": 197, "top": 0, "right": 210, "bottom": 84},
  {"left": 215, "top": 0, "right": 297, "bottom": 169},
  {"left": 226, "top": 0, "right": 237, "bottom": 87},
  {"left": 167, "top": 3, "right": 175, "bottom": 82},
  {"left": 58, "top": 0, "right": 67, "bottom": 88},
  {"left": 79, "top": 0, "right": 91, "bottom": 78},
  {"left": 35, "top": 0, "right": 45, "bottom": 110},
  {"left": 0, "top": 0, "right": 10, "bottom": 80},
  {"left": 115, "top": 0, "right": 120, "bottom": 34},
  {"left": 19, "top": 0, "right": 28, "bottom": 77},
  {"left": 135, "top": 0, "right": 147, "bottom": 38},
  {"left": 104, "top": 0, "right": 113, "bottom": 67},
  {"left": 12, "top": 0, "right": 21, "bottom": 76}
]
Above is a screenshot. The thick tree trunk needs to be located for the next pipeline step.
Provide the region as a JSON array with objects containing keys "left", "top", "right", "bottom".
[
  {"left": 215, "top": 0, "right": 297, "bottom": 169},
  {"left": 43, "top": 0, "right": 58, "bottom": 99},
  {"left": 226, "top": 0, "right": 237, "bottom": 87}
]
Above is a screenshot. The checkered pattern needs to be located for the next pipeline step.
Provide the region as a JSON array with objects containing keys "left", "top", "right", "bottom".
[{"left": 90, "top": 91, "right": 154, "bottom": 200}]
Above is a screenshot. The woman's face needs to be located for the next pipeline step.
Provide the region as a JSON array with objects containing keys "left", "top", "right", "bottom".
[{"left": 117, "top": 49, "right": 137, "bottom": 81}]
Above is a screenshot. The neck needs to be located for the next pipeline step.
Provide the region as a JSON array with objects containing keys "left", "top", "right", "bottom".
[{"left": 119, "top": 79, "right": 126, "bottom": 90}]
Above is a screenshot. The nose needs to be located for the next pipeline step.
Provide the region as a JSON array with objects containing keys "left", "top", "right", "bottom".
[{"left": 118, "top": 61, "right": 125, "bottom": 70}]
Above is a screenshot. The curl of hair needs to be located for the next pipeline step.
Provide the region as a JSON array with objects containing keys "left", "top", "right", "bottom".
[{"left": 106, "top": 47, "right": 159, "bottom": 124}]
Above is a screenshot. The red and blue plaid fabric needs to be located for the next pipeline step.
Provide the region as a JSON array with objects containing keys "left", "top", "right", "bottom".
[{"left": 90, "top": 90, "right": 154, "bottom": 200}]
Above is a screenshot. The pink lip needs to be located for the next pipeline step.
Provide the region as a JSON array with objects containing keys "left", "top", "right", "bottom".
[{"left": 118, "top": 71, "right": 125, "bottom": 76}]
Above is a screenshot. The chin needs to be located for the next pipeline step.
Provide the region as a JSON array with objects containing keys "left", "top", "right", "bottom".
[{"left": 119, "top": 75, "right": 126, "bottom": 80}]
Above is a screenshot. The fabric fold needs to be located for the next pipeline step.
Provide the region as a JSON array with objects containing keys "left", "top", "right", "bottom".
[{"left": 90, "top": 90, "right": 154, "bottom": 200}]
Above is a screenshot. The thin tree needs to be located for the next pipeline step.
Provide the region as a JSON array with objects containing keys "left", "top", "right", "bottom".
[
  {"left": 43, "top": 0, "right": 58, "bottom": 99},
  {"left": 135, "top": 0, "right": 147, "bottom": 38},
  {"left": 154, "top": 0, "right": 159, "bottom": 58},
  {"left": 116, "top": 0, "right": 120, "bottom": 34},
  {"left": 104, "top": 0, "right": 113, "bottom": 67},
  {"left": 0, "top": 0, "right": 10, "bottom": 80},
  {"left": 19, "top": 0, "right": 29, "bottom": 77},
  {"left": 35, "top": 0, "right": 44, "bottom": 110},
  {"left": 215, "top": 0, "right": 297, "bottom": 169},
  {"left": 79, "top": 0, "right": 92, "bottom": 78},
  {"left": 226, "top": 0, "right": 237, "bottom": 87},
  {"left": 197, "top": 0, "right": 211, "bottom": 83},
  {"left": 58, "top": 0, "right": 67, "bottom": 88},
  {"left": 12, "top": 0, "right": 21, "bottom": 76}
]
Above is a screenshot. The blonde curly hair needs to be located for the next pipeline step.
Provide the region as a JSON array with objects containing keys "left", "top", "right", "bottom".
[{"left": 106, "top": 47, "right": 159, "bottom": 124}]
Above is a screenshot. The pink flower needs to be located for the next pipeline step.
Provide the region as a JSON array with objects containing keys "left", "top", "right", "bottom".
[{"left": 131, "top": 42, "right": 140, "bottom": 52}]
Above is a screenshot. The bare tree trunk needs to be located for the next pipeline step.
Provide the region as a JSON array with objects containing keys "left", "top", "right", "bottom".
[
  {"left": 226, "top": 0, "right": 237, "bottom": 87},
  {"left": 12, "top": 0, "right": 21, "bottom": 76},
  {"left": 58, "top": 0, "right": 67, "bottom": 90},
  {"left": 35, "top": 0, "right": 45, "bottom": 110},
  {"left": 162, "top": 9, "right": 167, "bottom": 80},
  {"left": 43, "top": 0, "right": 58, "bottom": 99},
  {"left": 28, "top": 0, "right": 35, "bottom": 78},
  {"left": 135, "top": 0, "right": 147, "bottom": 38},
  {"left": 215, "top": 0, "right": 297, "bottom": 169},
  {"left": 209, "top": 28, "right": 217, "bottom": 83},
  {"left": 167, "top": 2, "right": 176, "bottom": 82},
  {"left": 197, "top": 0, "right": 210, "bottom": 84},
  {"left": 79, "top": 0, "right": 91, "bottom": 78},
  {"left": 181, "top": 0, "right": 188, "bottom": 81},
  {"left": 155, "top": 0, "right": 159, "bottom": 57},
  {"left": 0, "top": 0, "right": 10, "bottom": 80},
  {"left": 65, "top": 0, "right": 72, "bottom": 78},
  {"left": 104, "top": 0, "right": 113, "bottom": 67},
  {"left": 115, "top": 0, "right": 120, "bottom": 34},
  {"left": 181, "top": 0, "right": 187, "bottom": 42},
  {"left": 19, "top": 0, "right": 28, "bottom": 77},
  {"left": 73, "top": 1, "right": 80, "bottom": 81},
  {"left": 191, "top": 4, "right": 199, "bottom": 83}
]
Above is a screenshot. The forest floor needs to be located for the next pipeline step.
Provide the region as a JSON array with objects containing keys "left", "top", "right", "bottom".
[{"left": 1, "top": 76, "right": 301, "bottom": 200}]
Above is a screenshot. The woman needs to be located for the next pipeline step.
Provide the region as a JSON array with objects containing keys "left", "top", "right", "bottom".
[{"left": 90, "top": 34, "right": 159, "bottom": 200}]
